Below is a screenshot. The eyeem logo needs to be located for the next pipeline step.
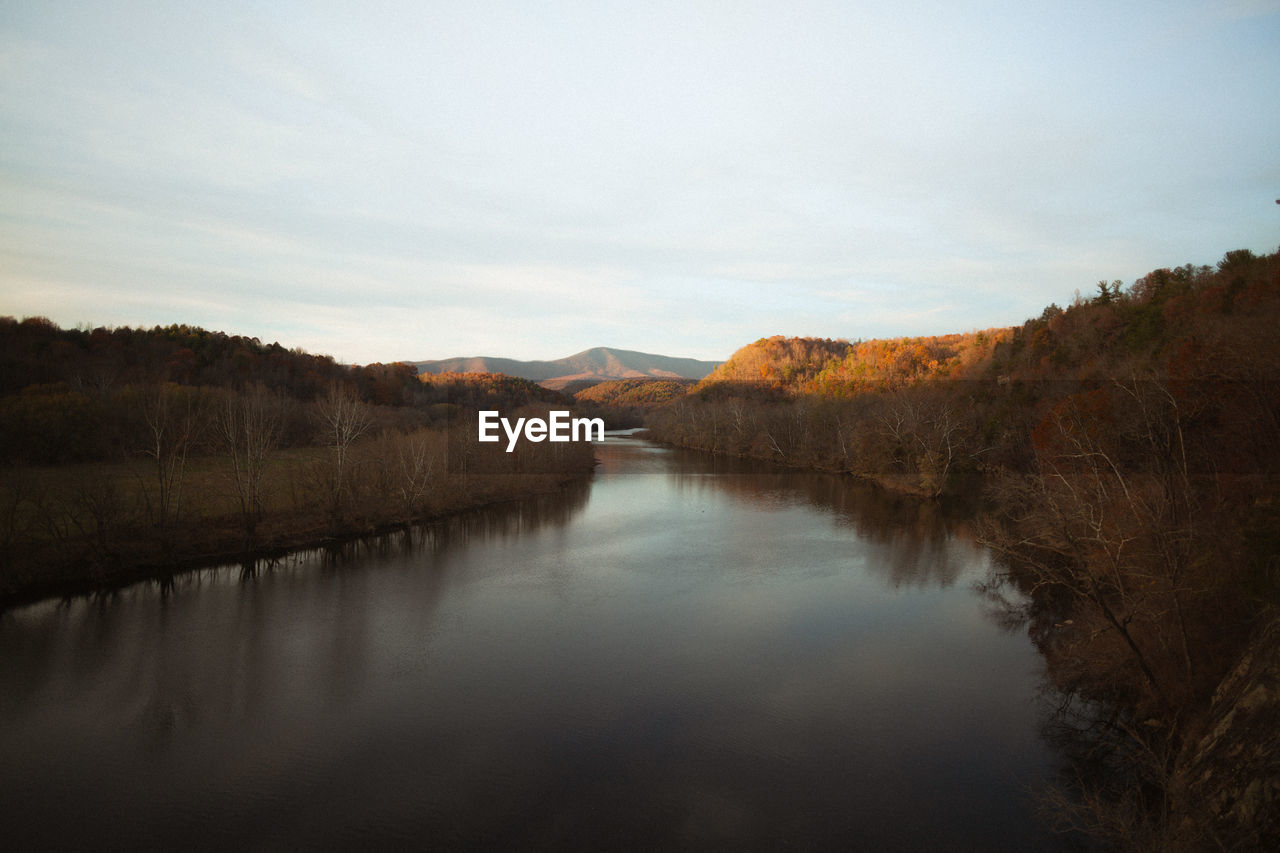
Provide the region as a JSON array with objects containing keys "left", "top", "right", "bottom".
[{"left": 478, "top": 410, "right": 605, "bottom": 452}]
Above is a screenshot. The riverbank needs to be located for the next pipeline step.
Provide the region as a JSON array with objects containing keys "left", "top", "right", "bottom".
[
  {"left": 634, "top": 429, "right": 944, "bottom": 499},
  {"left": 1, "top": 450, "right": 595, "bottom": 610}
]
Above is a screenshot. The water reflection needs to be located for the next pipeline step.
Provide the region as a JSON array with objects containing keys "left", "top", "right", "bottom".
[
  {"left": 662, "top": 444, "right": 977, "bottom": 589},
  {"left": 0, "top": 437, "right": 1059, "bottom": 851}
]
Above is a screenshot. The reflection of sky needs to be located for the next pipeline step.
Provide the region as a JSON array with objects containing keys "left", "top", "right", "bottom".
[{"left": 0, "top": 439, "right": 1058, "bottom": 849}]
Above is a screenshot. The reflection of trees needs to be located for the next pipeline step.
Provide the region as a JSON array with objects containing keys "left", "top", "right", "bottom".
[
  {"left": 804, "top": 476, "right": 979, "bottom": 589},
  {"left": 419, "top": 476, "right": 591, "bottom": 558},
  {"left": 287, "top": 474, "right": 591, "bottom": 568},
  {"left": 1028, "top": 685, "right": 1179, "bottom": 851},
  {"left": 0, "top": 474, "right": 590, "bottom": 769},
  {"left": 665, "top": 448, "right": 977, "bottom": 590}
]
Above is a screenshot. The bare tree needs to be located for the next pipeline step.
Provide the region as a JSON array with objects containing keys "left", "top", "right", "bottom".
[
  {"left": 140, "top": 384, "right": 205, "bottom": 529},
  {"left": 315, "top": 382, "right": 374, "bottom": 515},
  {"left": 389, "top": 429, "right": 442, "bottom": 524},
  {"left": 914, "top": 399, "right": 965, "bottom": 497},
  {"left": 0, "top": 465, "right": 39, "bottom": 574},
  {"left": 216, "top": 384, "right": 282, "bottom": 542},
  {"left": 977, "top": 379, "right": 1262, "bottom": 850},
  {"left": 878, "top": 392, "right": 966, "bottom": 496}
]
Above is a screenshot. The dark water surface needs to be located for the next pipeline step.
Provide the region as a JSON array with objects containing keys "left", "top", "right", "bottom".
[{"left": 1, "top": 437, "right": 1062, "bottom": 850}]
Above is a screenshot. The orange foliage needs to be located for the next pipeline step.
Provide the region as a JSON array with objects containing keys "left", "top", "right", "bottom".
[{"left": 698, "top": 331, "right": 1010, "bottom": 399}]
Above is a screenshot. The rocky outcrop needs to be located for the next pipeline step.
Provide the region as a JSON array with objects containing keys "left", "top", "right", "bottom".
[{"left": 1174, "top": 613, "right": 1280, "bottom": 850}]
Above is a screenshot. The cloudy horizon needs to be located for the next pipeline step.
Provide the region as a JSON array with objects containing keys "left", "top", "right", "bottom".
[{"left": 3, "top": 0, "right": 1278, "bottom": 364}]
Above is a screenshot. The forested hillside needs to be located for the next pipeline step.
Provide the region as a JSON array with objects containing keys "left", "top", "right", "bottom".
[
  {"left": 0, "top": 320, "right": 594, "bottom": 604},
  {"left": 649, "top": 250, "right": 1279, "bottom": 496},
  {"left": 645, "top": 246, "right": 1280, "bottom": 849},
  {"left": 698, "top": 329, "right": 1006, "bottom": 392},
  {"left": 571, "top": 377, "right": 697, "bottom": 428}
]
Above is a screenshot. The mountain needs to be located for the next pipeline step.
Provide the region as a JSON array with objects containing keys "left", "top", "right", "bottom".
[{"left": 411, "top": 347, "right": 722, "bottom": 391}]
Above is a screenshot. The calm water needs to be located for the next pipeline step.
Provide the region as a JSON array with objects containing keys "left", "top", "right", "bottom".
[{"left": 0, "top": 437, "right": 1061, "bottom": 850}]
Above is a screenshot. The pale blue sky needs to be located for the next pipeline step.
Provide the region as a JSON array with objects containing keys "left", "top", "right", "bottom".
[{"left": 2, "top": 0, "right": 1277, "bottom": 363}]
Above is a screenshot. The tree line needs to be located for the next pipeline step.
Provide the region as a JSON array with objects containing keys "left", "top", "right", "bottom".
[{"left": 0, "top": 324, "right": 595, "bottom": 603}]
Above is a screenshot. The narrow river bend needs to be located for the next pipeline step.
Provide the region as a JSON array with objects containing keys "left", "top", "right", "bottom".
[{"left": 0, "top": 436, "right": 1062, "bottom": 850}]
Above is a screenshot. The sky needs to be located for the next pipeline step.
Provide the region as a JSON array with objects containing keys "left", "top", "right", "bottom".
[{"left": 2, "top": 1, "right": 1278, "bottom": 364}]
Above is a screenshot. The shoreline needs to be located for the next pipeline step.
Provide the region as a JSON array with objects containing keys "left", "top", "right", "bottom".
[
  {"left": 0, "top": 469, "right": 592, "bottom": 612},
  {"left": 634, "top": 429, "right": 945, "bottom": 499}
]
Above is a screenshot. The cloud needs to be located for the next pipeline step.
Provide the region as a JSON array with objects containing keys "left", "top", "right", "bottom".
[{"left": 2, "top": 1, "right": 1278, "bottom": 363}]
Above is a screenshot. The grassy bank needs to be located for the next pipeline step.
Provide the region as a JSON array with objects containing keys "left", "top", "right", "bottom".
[{"left": 1, "top": 433, "right": 596, "bottom": 608}]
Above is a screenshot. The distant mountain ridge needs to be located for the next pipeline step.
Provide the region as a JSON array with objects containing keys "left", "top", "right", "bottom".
[{"left": 411, "top": 347, "right": 722, "bottom": 391}]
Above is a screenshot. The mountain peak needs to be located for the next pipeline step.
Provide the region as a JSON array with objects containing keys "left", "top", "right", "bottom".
[{"left": 411, "top": 347, "right": 722, "bottom": 390}]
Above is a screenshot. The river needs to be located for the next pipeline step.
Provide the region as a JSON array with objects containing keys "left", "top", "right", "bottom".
[{"left": 0, "top": 435, "right": 1062, "bottom": 850}]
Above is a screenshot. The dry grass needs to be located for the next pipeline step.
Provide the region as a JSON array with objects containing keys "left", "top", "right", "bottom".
[{"left": 1, "top": 432, "right": 595, "bottom": 604}]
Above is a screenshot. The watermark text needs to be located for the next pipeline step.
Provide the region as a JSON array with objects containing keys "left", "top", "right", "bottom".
[{"left": 478, "top": 410, "right": 604, "bottom": 452}]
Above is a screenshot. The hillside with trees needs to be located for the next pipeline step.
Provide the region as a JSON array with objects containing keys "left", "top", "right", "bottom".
[
  {"left": 0, "top": 321, "right": 595, "bottom": 605},
  {"left": 571, "top": 377, "right": 698, "bottom": 428},
  {"left": 644, "top": 246, "right": 1280, "bottom": 850}
]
